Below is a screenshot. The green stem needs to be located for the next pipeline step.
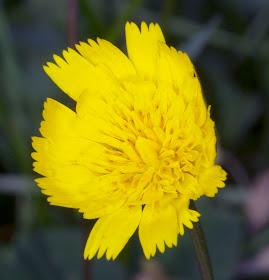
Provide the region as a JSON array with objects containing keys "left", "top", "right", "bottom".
[{"left": 189, "top": 200, "right": 214, "bottom": 280}]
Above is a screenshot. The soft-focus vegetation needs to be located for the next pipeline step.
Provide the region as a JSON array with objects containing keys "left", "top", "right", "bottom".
[{"left": 1, "top": 0, "right": 269, "bottom": 279}]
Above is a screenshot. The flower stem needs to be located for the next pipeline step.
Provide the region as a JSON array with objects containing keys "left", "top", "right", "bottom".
[{"left": 189, "top": 200, "right": 214, "bottom": 280}]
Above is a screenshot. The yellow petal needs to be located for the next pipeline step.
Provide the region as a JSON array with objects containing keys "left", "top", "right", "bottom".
[
  {"left": 139, "top": 201, "right": 178, "bottom": 259},
  {"left": 44, "top": 47, "right": 124, "bottom": 101},
  {"left": 201, "top": 107, "right": 217, "bottom": 167},
  {"left": 32, "top": 135, "right": 119, "bottom": 177},
  {"left": 39, "top": 98, "right": 80, "bottom": 139},
  {"left": 172, "top": 196, "right": 200, "bottom": 235},
  {"left": 125, "top": 22, "right": 165, "bottom": 80},
  {"left": 156, "top": 43, "right": 195, "bottom": 90},
  {"left": 76, "top": 93, "right": 129, "bottom": 143},
  {"left": 76, "top": 38, "right": 136, "bottom": 81},
  {"left": 155, "top": 43, "right": 207, "bottom": 123},
  {"left": 84, "top": 205, "right": 142, "bottom": 260},
  {"left": 36, "top": 177, "right": 126, "bottom": 218},
  {"left": 177, "top": 173, "right": 199, "bottom": 198},
  {"left": 38, "top": 98, "right": 125, "bottom": 153},
  {"left": 135, "top": 137, "right": 160, "bottom": 168},
  {"left": 198, "top": 165, "right": 227, "bottom": 197},
  {"left": 44, "top": 48, "right": 96, "bottom": 101}
]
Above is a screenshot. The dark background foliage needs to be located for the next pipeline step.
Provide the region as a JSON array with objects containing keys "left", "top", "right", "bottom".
[{"left": 0, "top": 0, "right": 269, "bottom": 279}]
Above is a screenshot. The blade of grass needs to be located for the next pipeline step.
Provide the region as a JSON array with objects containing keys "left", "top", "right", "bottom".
[
  {"left": 0, "top": 6, "right": 31, "bottom": 173},
  {"left": 79, "top": 0, "right": 106, "bottom": 37},
  {"left": 136, "top": 8, "right": 269, "bottom": 55},
  {"left": 180, "top": 15, "right": 222, "bottom": 60},
  {"left": 105, "top": 0, "right": 148, "bottom": 44}
]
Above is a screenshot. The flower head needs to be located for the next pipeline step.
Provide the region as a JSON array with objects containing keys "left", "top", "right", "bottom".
[{"left": 32, "top": 22, "right": 227, "bottom": 260}]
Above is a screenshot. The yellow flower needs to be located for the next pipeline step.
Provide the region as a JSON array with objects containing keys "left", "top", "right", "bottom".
[{"left": 32, "top": 22, "right": 227, "bottom": 260}]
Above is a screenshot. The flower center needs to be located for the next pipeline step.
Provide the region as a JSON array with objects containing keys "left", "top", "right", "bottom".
[{"left": 91, "top": 81, "right": 204, "bottom": 205}]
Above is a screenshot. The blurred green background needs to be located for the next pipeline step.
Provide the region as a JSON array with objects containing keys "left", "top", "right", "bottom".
[{"left": 1, "top": 0, "right": 269, "bottom": 279}]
